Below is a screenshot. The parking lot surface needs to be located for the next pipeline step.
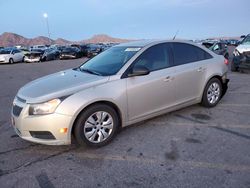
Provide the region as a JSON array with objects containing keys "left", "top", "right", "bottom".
[{"left": 0, "top": 56, "right": 250, "bottom": 188}]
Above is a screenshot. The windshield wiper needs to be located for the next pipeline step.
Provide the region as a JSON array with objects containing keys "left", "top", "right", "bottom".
[{"left": 80, "top": 68, "right": 102, "bottom": 76}]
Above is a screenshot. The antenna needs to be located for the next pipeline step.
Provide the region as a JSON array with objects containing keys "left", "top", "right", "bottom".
[{"left": 173, "top": 30, "right": 179, "bottom": 40}]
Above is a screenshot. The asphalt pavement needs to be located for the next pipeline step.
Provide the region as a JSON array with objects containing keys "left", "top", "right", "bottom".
[{"left": 0, "top": 54, "right": 250, "bottom": 188}]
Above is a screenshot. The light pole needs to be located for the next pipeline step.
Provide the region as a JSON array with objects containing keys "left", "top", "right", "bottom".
[{"left": 43, "top": 13, "right": 51, "bottom": 45}]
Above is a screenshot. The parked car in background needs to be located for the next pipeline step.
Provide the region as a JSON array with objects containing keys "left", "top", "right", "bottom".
[
  {"left": 0, "top": 48, "right": 24, "bottom": 64},
  {"left": 24, "top": 51, "right": 42, "bottom": 63},
  {"left": 202, "top": 41, "right": 216, "bottom": 49},
  {"left": 70, "top": 44, "right": 88, "bottom": 57},
  {"left": 20, "top": 47, "right": 30, "bottom": 55},
  {"left": 12, "top": 40, "right": 229, "bottom": 147},
  {"left": 85, "top": 44, "right": 102, "bottom": 58},
  {"left": 209, "top": 42, "right": 229, "bottom": 59},
  {"left": 227, "top": 39, "right": 240, "bottom": 46},
  {"left": 24, "top": 49, "right": 45, "bottom": 63},
  {"left": 232, "top": 34, "right": 250, "bottom": 71},
  {"left": 59, "top": 47, "right": 82, "bottom": 59},
  {"left": 41, "top": 48, "right": 60, "bottom": 61},
  {"left": 57, "top": 45, "right": 67, "bottom": 52}
]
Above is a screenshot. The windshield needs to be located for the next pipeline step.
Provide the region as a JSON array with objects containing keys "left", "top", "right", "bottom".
[
  {"left": 0, "top": 50, "right": 11, "bottom": 54},
  {"left": 79, "top": 46, "right": 140, "bottom": 76},
  {"left": 241, "top": 35, "right": 250, "bottom": 45}
]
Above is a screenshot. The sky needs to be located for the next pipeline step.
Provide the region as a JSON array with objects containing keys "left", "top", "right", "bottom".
[{"left": 0, "top": 0, "right": 249, "bottom": 41}]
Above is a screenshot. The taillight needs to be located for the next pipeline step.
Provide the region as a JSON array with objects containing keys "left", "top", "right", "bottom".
[{"left": 224, "top": 58, "right": 229, "bottom": 65}]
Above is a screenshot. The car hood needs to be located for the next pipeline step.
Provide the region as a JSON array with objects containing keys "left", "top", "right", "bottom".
[
  {"left": 0, "top": 54, "right": 9, "bottom": 58},
  {"left": 236, "top": 44, "right": 250, "bottom": 54},
  {"left": 17, "top": 69, "right": 109, "bottom": 104}
]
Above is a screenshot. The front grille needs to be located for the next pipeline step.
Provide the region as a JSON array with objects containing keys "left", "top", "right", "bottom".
[
  {"left": 30, "top": 131, "right": 56, "bottom": 140},
  {"left": 12, "top": 105, "right": 23, "bottom": 117}
]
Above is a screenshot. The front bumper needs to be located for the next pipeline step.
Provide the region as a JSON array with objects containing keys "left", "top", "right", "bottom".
[
  {"left": 60, "top": 54, "right": 76, "bottom": 59},
  {"left": 11, "top": 98, "right": 73, "bottom": 145},
  {"left": 0, "top": 59, "right": 8, "bottom": 63},
  {"left": 232, "top": 55, "right": 250, "bottom": 69},
  {"left": 24, "top": 58, "right": 40, "bottom": 63}
]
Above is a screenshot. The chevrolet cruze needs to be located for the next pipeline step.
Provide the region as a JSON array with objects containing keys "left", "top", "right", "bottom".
[{"left": 11, "top": 40, "right": 229, "bottom": 147}]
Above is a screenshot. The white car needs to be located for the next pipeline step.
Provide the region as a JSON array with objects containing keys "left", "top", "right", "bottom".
[
  {"left": 232, "top": 34, "right": 250, "bottom": 71},
  {"left": 0, "top": 48, "right": 24, "bottom": 64},
  {"left": 233, "top": 35, "right": 250, "bottom": 55}
]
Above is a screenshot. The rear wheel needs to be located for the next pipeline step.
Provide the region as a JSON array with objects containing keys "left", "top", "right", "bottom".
[
  {"left": 73, "top": 104, "right": 119, "bottom": 147},
  {"left": 201, "top": 78, "right": 222, "bottom": 107}
]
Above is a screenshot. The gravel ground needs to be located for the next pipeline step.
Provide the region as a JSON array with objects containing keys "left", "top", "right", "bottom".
[{"left": 0, "top": 53, "right": 250, "bottom": 188}]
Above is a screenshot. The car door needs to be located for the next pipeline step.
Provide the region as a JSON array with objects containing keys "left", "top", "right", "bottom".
[
  {"left": 171, "top": 42, "right": 211, "bottom": 104},
  {"left": 16, "top": 50, "right": 23, "bottom": 62},
  {"left": 11, "top": 50, "right": 18, "bottom": 62},
  {"left": 13, "top": 49, "right": 22, "bottom": 62},
  {"left": 125, "top": 43, "right": 176, "bottom": 121}
]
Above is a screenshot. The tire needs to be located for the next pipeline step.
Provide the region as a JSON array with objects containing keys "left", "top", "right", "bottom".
[
  {"left": 201, "top": 78, "right": 222, "bottom": 108},
  {"left": 231, "top": 61, "right": 238, "bottom": 72},
  {"left": 9, "top": 58, "right": 14, "bottom": 64},
  {"left": 73, "top": 104, "right": 119, "bottom": 147}
]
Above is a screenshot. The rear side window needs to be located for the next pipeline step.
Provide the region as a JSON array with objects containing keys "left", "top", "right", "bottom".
[
  {"left": 172, "top": 43, "right": 212, "bottom": 66},
  {"left": 132, "top": 43, "right": 171, "bottom": 72}
]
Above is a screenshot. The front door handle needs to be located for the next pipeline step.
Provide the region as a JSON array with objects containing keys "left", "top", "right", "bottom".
[
  {"left": 164, "top": 76, "right": 174, "bottom": 82},
  {"left": 197, "top": 67, "right": 205, "bottom": 72}
]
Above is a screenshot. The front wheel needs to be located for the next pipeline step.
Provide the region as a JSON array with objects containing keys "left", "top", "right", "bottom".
[
  {"left": 9, "top": 58, "right": 14, "bottom": 64},
  {"left": 73, "top": 104, "right": 119, "bottom": 147},
  {"left": 201, "top": 78, "right": 222, "bottom": 107}
]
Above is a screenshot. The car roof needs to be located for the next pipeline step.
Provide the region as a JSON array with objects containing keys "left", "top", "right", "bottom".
[{"left": 116, "top": 39, "right": 195, "bottom": 48}]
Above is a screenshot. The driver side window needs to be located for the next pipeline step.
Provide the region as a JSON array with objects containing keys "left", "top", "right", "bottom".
[{"left": 132, "top": 43, "right": 170, "bottom": 72}]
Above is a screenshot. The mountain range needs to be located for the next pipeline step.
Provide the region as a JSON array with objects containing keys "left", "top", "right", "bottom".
[{"left": 0, "top": 32, "right": 131, "bottom": 47}]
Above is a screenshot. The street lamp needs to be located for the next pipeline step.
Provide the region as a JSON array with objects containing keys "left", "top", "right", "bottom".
[{"left": 43, "top": 13, "right": 51, "bottom": 44}]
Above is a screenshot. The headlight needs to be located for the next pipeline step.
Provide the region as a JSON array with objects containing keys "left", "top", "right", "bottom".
[
  {"left": 233, "top": 49, "right": 240, "bottom": 56},
  {"left": 29, "top": 98, "right": 61, "bottom": 115}
]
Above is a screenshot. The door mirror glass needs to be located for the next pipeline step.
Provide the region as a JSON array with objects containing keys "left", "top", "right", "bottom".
[{"left": 128, "top": 65, "right": 150, "bottom": 77}]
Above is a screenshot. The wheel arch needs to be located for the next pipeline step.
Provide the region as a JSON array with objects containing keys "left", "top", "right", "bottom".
[
  {"left": 200, "top": 74, "right": 223, "bottom": 101},
  {"left": 70, "top": 100, "right": 123, "bottom": 140}
]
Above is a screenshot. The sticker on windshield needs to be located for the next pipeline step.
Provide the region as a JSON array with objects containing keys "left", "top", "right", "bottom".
[{"left": 125, "top": 48, "right": 141, "bottom": 52}]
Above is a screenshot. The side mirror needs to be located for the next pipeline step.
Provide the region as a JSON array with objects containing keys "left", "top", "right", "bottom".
[
  {"left": 127, "top": 66, "right": 150, "bottom": 77},
  {"left": 240, "top": 35, "right": 246, "bottom": 39}
]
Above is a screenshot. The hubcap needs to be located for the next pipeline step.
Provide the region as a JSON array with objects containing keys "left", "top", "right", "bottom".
[
  {"left": 84, "top": 111, "right": 114, "bottom": 143},
  {"left": 207, "top": 82, "right": 220, "bottom": 104}
]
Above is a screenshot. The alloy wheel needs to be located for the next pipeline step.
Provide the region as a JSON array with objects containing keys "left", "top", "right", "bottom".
[
  {"left": 207, "top": 82, "right": 221, "bottom": 104},
  {"left": 83, "top": 111, "right": 114, "bottom": 143}
]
